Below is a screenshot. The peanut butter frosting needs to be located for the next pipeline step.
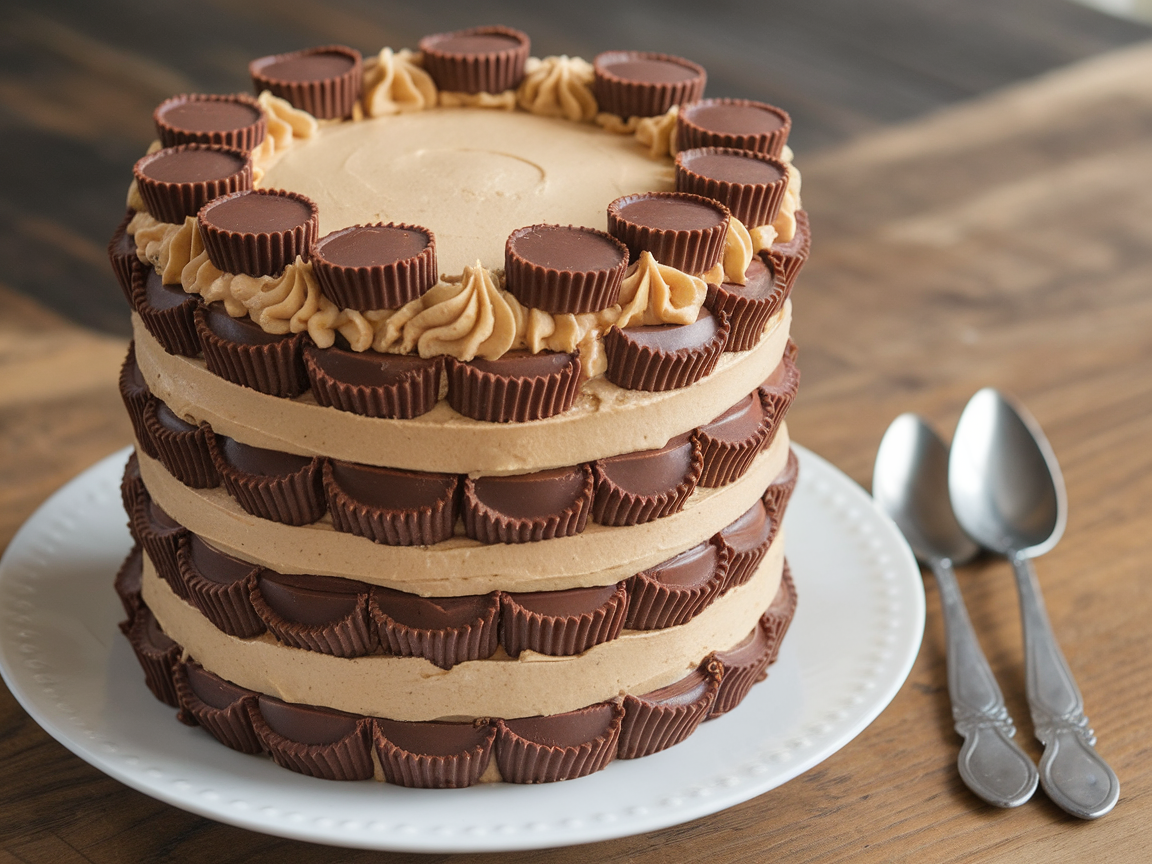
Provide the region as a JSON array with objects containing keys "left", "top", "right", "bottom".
[
  {"left": 438, "top": 90, "right": 518, "bottom": 110},
  {"left": 516, "top": 55, "right": 598, "bottom": 122},
  {"left": 250, "top": 91, "right": 318, "bottom": 183},
  {"left": 361, "top": 47, "right": 438, "bottom": 117},
  {"left": 635, "top": 106, "right": 679, "bottom": 158}
]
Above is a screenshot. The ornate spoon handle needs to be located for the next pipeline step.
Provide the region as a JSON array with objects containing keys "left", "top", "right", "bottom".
[
  {"left": 930, "top": 558, "right": 1037, "bottom": 808},
  {"left": 1011, "top": 555, "right": 1120, "bottom": 818}
]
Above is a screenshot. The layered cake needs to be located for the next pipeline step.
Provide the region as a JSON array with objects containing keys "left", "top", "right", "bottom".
[{"left": 110, "top": 27, "right": 809, "bottom": 786}]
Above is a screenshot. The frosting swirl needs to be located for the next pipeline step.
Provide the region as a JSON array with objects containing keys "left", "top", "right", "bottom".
[
  {"left": 362, "top": 48, "right": 438, "bottom": 116},
  {"left": 614, "top": 251, "right": 708, "bottom": 329},
  {"left": 438, "top": 90, "right": 517, "bottom": 111},
  {"left": 516, "top": 55, "right": 597, "bottom": 122},
  {"left": 250, "top": 91, "right": 317, "bottom": 183},
  {"left": 702, "top": 216, "right": 754, "bottom": 286},
  {"left": 635, "top": 106, "right": 679, "bottom": 158}
]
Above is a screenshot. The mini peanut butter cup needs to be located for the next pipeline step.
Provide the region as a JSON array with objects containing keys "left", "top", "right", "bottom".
[
  {"left": 592, "top": 431, "right": 702, "bottom": 526},
  {"left": 108, "top": 209, "right": 138, "bottom": 305},
  {"left": 249, "top": 45, "right": 363, "bottom": 119},
  {"left": 762, "top": 447, "right": 800, "bottom": 521},
  {"left": 625, "top": 538, "right": 728, "bottom": 630},
  {"left": 312, "top": 223, "right": 437, "bottom": 310},
  {"left": 677, "top": 98, "right": 792, "bottom": 158},
  {"left": 758, "top": 340, "right": 800, "bottom": 429},
  {"left": 496, "top": 701, "right": 624, "bottom": 784},
  {"left": 134, "top": 144, "right": 252, "bottom": 225},
  {"left": 607, "top": 191, "right": 729, "bottom": 275},
  {"left": 154, "top": 93, "right": 267, "bottom": 151},
  {"left": 618, "top": 662, "right": 723, "bottom": 759},
  {"left": 504, "top": 225, "right": 629, "bottom": 314},
  {"left": 708, "top": 620, "right": 773, "bottom": 718},
  {"left": 418, "top": 26, "right": 530, "bottom": 94},
  {"left": 374, "top": 718, "right": 496, "bottom": 788},
  {"left": 251, "top": 572, "right": 377, "bottom": 658},
  {"left": 131, "top": 493, "right": 188, "bottom": 594},
  {"left": 131, "top": 265, "right": 202, "bottom": 358},
  {"left": 174, "top": 662, "right": 262, "bottom": 753},
  {"left": 718, "top": 499, "right": 776, "bottom": 592},
  {"left": 696, "top": 392, "right": 772, "bottom": 487},
  {"left": 142, "top": 399, "right": 219, "bottom": 489},
  {"left": 323, "top": 460, "right": 460, "bottom": 546},
  {"left": 446, "top": 350, "right": 580, "bottom": 423},
  {"left": 462, "top": 464, "right": 594, "bottom": 544},
  {"left": 194, "top": 303, "right": 310, "bottom": 397},
  {"left": 603, "top": 307, "right": 729, "bottom": 392},
  {"left": 198, "top": 188, "right": 319, "bottom": 278},
  {"left": 499, "top": 583, "right": 628, "bottom": 657},
  {"left": 592, "top": 51, "right": 706, "bottom": 119},
  {"left": 251, "top": 695, "right": 375, "bottom": 781},
  {"left": 706, "top": 257, "right": 786, "bottom": 352},
  {"left": 176, "top": 534, "right": 265, "bottom": 638},
  {"left": 304, "top": 346, "right": 442, "bottom": 419},
  {"left": 762, "top": 561, "right": 798, "bottom": 666},
  {"left": 764, "top": 209, "right": 811, "bottom": 291},
  {"left": 119, "top": 343, "right": 158, "bottom": 458},
  {"left": 370, "top": 587, "right": 499, "bottom": 669},
  {"left": 121, "top": 452, "right": 147, "bottom": 530},
  {"left": 125, "top": 606, "right": 181, "bottom": 708},
  {"left": 206, "top": 434, "right": 325, "bottom": 526},
  {"left": 676, "top": 147, "right": 789, "bottom": 229},
  {"left": 114, "top": 544, "right": 144, "bottom": 623}
]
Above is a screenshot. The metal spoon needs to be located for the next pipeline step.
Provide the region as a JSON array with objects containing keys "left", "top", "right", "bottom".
[
  {"left": 874, "top": 414, "right": 1038, "bottom": 808},
  {"left": 949, "top": 388, "right": 1119, "bottom": 819}
]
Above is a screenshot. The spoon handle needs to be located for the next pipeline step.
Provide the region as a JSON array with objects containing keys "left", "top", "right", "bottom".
[
  {"left": 1011, "top": 556, "right": 1120, "bottom": 818},
  {"left": 930, "top": 558, "right": 1038, "bottom": 808}
]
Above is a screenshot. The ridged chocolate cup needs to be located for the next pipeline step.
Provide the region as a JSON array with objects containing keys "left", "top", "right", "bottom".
[
  {"left": 207, "top": 435, "right": 326, "bottom": 526},
  {"left": 194, "top": 304, "right": 310, "bottom": 397},
  {"left": 374, "top": 718, "right": 496, "bottom": 788},
  {"left": 677, "top": 98, "right": 792, "bottom": 158},
  {"left": 131, "top": 265, "right": 202, "bottom": 358},
  {"left": 462, "top": 464, "right": 594, "bottom": 544},
  {"left": 764, "top": 209, "right": 811, "bottom": 291},
  {"left": 154, "top": 93, "right": 267, "bottom": 151},
  {"left": 142, "top": 399, "right": 219, "bottom": 489},
  {"left": 718, "top": 499, "right": 777, "bottom": 592},
  {"left": 251, "top": 572, "right": 377, "bottom": 658},
  {"left": 134, "top": 143, "right": 252, "bottom": 224},
  {"left": 311, "top": 223, "right": 437, "bottom": 311},
  {"left": 758, "top": 340, "right": 800, "bottom": 429},
  {"left": 446, "top": 351, "right": 581, "bottom": 423},
  {"left": 114, "top": 544, "right": 145, "bottom": 623},
  {"left": 198, "top": 188, "right": 319, "bottom": 278},
  {"left": 125, "top": 607, "right": 181, "bottom": 708},
  {"left": 706, "top": 257, "right": 787, "bottom": 352},
  {"left": 591, "top": 432, "right": 703, "bottom": 526},
  {"left": 504, "top": 224, "right": 629, "bottom": 314},
  {"left": 763, "top": 447, "right": 800, "bottom": 520},
  {"left": 708, "top": 620, "right": 773, "bottom": 718},
  {"left": 249, "top": 45, "right": 363, "bottom": 119},
  {"left": 418, "top": 26, "right": 530, "bottom": 94},
  {"left": 762, "top": 561, "right": 798, "bottom": 666},
  {"left": 250, "top": 697, "right": 375, "bottom": 780},
  {"left": 618, "top": 662, "right": 722, "bottom": 759},
  {"left": 109, "top": 209, "right": 138, "bottom": 305},
  {"left": 119, "top": 342, "right": 158, "bottom": 458},
  {"left": 496, "top": 702, "right": 624, "bottom": 784},
  {"left": 607, "top": 191, "right": 730, "bottom": 275},
  {"left": 675, "top": 147, "right": 789, "bottom": 229},
  {"left": 121, "top": 452, "right": 147, "bottom": 529},
  {"left": 173, "top": 662, "right": 262, "bottom": 753},
  {"left": 592, "top": 51, "right": 706, "bottom": 119},
  {"left": 499, "top": 583, "right": 628, "bottom": 657},
  {"left": 323, "top": 460, "right": 460, "bottom": 546},
  {"left": 625, "top": 539, "right": 728, "bottom": 630},
  {"left": 370, "top": 587, "right": 500, "bottom": 670},
  {"left": 696, "top": 392, "right": 772, "bottom": 487},
  {"left": 603, "top": 308, "right": 729, "bottom": 392},
  {"left": 131, "top": 493, "right": 187, "bottom": 593},
  {"left": 304, "top": 346, "right": 442, "bottom": 419},
  {"left": 176, "top": 534, "right": 266, "bottom": 638}
]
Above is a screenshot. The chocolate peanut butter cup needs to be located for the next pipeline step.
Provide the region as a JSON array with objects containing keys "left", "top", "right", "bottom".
[
  {"left": 499, "top": 583, "right": 628, "bottom": 657},
  {"left": 122, "top": 451, "right": 146, "bottom": 518},
  {"left": 251, "top": 695, "right": 375, "bottom": 781},
  {"left": 249, "top": 45, "right": 363, "bottom": 119},
  {"left": 198, "top": 188, "right": 319, "bottom": 278},
  {"left": 758, "top": 340, "right": 800, "bottom": 429},
  {"left": 323, "top": 460, "right": 460, "bottom": 547},
  {"left": 592, "top": 431, "right": 702, "bottom": 526},
  {"left": 370, "top": 587, "right": 500, "bottom": 669},
  {"left": 496, "top": 701, "right": 624, "bottom": 784},
  {"left": 131, "top": 265, "right": 202, "bottom": 358},
  {"left": 154, "top": 93, "right": 267, "bottom": 151},
  {"left": 134, "top": 144, "right": 252, "bottom": 225},
  {"left": 762, "top": 562, "right": 798, "bottom": 666},
  {"left": 125, "top": 607, "right": 181, "bottom": 708},
  {"left": 625, "top": 538, "right": 728, "bottom": 630},
  {"left": 592, "top": 51, "right": 706, "bottom": 119},
  {"left": 708, "top": 620, "right": 773, "bottom": 718},
  {"left": 312, "top": 223, "right": 437, "bottom": 311},
  {"left": 114, "top": 544, "right": 144, "bottom": 623},
  {"left": 194, "top": 303, "right": 310, "bottom": 398},
  {"left": 418, "top": 26, "right": 530, "bottom": 94},
  {"left": 131, "top": 494, "right": 188, "bottom": 593},
  {"left": 251, "top": 572, "right": 376, "bottom": 658},
  {"left": 764, "top": 209, "right": 811, "bottom": 291},
  {"left": 705, "top": 257, "right": 786, "bottom": 352},
  {"left": 677, "top": 98, "right": 792, "bottom": 158},
  {"left": 607, "top": 191, "right": 730, "bottom": 275},
  {"left": 462, "top": 464, "right": 594, "bottom": 544},
  {"left": 304, "top": 346, "right": 442, "bottom": 419},
  {"left": 504, "top": 225, "right": 629, "bottom": 314},
  {"left": 603, "top": 307, "right": 729, "bottom": 392},
  {"left": 374, "top": 718, "right": 496, "bottom": 788},
  {"left": 675, "top": 147, "right": 789, "bottom": 229},
  {"left": 174, "top": 662, "right": 262, "bottom": 753},
  {"left": 207, "top": 434, "right": 325, "bottom": 526},
  {"left": 618, "top": 662, "right": 723, "bottom": 759},
  {"left": 142, "top": 399, "right": 218, "bottom": 489},
  {"left": 176, "top": 534, "right": 265, "bottom": 638},
  {"left": 719, "top": 499, "right": 777, "bottom": 592},
  {"left": 446, "top": 350, "right": 581, "bottom": 423},
  {"left": 119, "top": 343, "right": 158, "bottom": 458},
  {"left": 696, "top": 392, "right": 772, "bottom": 487},
  {"left": 762, "top": 447, "right": 800, "bottom": 522},
  {"left": 108, "top": 209, "right": 138, "bottom": 305}
]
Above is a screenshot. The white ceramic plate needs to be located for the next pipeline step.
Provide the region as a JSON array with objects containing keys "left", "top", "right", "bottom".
[{"left": 0, "top": 445, "right": 922, "bottom": 853}]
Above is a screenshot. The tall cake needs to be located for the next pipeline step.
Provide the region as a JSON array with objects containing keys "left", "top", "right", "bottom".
[{"left": 110, "top": 27, "right": 808, "bottom": 786}]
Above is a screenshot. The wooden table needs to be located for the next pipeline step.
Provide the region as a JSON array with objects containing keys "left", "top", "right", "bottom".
[{"left": 2, "top": 41, "right": 1151, "bottom": 864}]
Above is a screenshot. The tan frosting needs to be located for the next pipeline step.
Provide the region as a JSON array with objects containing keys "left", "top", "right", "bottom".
[
  {"left": 701, "top": 216, "right": 754, "bottom": 286},
  {"left": 517, "top": 56, "right": 597, "bottom": 122},
  {"left": 141, "top": 533, "right": 784, "bottom": 720},
  {"left": 635, "top": 106, "right": 679, "bottom": 158},
  {"left": 249, "top": 91, "right": 317, "bottom": 184},
  {"left": 438, "top": 90, "right": 517, "bottom": 110},
  {"left": 595, "top": 113, "right": 641, "bottom": 135},
  {"left": 772, "top": 161, "right": 803, "bottom": 244},
  {"left": 749, "top": 223, "right": 779, "bottom": 255},
  {"left": 614, "top": 251, "right": 707, "bottom": 329},
  {"left": 136, "top": 426, "right": 788, "bottom": 594},
  {"left": 362, "top": 47, "right": 437, "bottom": 116}
]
